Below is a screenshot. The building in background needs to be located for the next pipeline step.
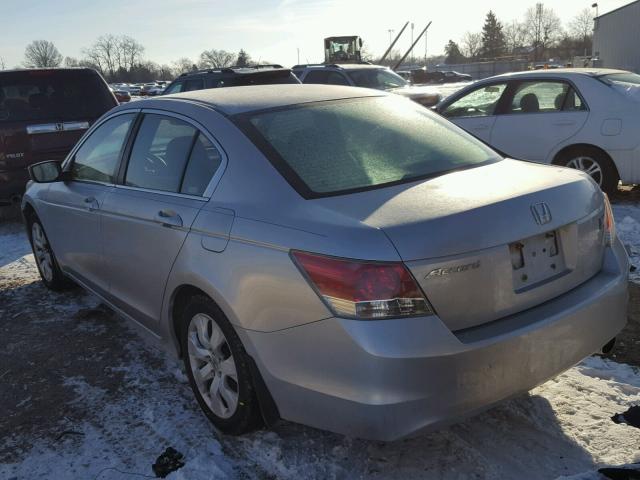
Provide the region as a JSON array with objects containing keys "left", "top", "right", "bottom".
[{"left": 593, "top": 0, "right": 640, "bottom": 72}]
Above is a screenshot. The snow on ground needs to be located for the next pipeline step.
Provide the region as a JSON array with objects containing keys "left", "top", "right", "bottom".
[
  {"left": 1, "top": 208, "right": 640, "bottom": 479},
  {"left": 613, "top": 203, "right": 640, "bottom": 284}
]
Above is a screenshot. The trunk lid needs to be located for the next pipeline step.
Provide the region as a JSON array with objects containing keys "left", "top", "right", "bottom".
[{"left": 313, "top": 159, "right": 606, "bottom": 331}]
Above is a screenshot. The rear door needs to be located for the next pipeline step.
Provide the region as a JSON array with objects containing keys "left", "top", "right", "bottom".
[
  {"left": 489, "top": 80, "right": 589, "bottom": 161},
  {"left": 101, "top": 110, "right": 225, "bottom": 326},
  {"left": 439, "top": 82, "right": 508, "bottom": 144}
]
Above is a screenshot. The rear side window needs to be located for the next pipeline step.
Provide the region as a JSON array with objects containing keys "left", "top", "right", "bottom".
[
  {"left": 509, "top": 81, "right": 585, "bottom": 113},
  {"left": 71, "top": 114, "right": 135, "bottom": 183},
  {"left": 183, "top": 78, "right": 204, "bottom": 92},
  {"left": 303, "top": 70, "right": 349, "bottom": 86},
  {"left": 126, "top": 115, "right": 197, "bottom": 192},
  {"left": 180, "top": 134, "right": 222, "bottom": 195},
  {"left": 242, "top": 96, "right": 499, "bottom": 197},
  {"left": 125, "top": 114, "right": 222, "bottom": 195},
  {"left": 0, "top": 70, "right": 115, "bottom": 122}
]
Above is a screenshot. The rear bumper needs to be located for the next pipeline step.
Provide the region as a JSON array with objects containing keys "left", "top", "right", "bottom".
[
  {"left": 608, "top": 145, "right": 640, "bottom": 184},
  {"left": 240, "top": 238, "right": 628, "bottom": 441}
]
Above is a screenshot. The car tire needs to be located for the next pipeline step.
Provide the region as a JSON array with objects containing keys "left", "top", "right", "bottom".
[
  {"left": 27, "top": 216, "right": 74, "bottom": 291},
  {"left": 180, "top": 295, "right": 261, "bottom": 435},
  {"left": 556, "top": 147, "right": 619, "bottom": 195}
]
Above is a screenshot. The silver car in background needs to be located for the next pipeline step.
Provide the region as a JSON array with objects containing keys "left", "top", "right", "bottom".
[{"left": 22, "top": 85, "right": 628, "bottom": 441}]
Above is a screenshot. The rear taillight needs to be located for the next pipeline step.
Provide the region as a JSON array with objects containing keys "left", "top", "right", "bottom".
[
  {"left": 603, "top": 193, "right": 616, "bottom": 246},
  {"left": 291, "top": 251, "right": 434, "bottom": 320}
]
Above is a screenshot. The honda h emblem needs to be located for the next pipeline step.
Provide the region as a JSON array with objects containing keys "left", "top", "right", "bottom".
[
  {"left": 55, "top": 123, "right": 64, "bottom": 132},
  {"left": 531, "top": 202, "right": 552, "bottom": 225}
]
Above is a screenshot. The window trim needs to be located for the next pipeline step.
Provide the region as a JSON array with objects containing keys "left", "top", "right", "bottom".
[
  {"left": 61, "top": 109, "right": 141, "bottom": 187},
  {"left": 116, "top": 108, "right": 228, "bottom": 199}
]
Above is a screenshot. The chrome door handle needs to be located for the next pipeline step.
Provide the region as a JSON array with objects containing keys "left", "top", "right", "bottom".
[
  {"left": 84, "top": 197, "right": 99, "bottom": 211},
  {"left": 552, "top": 120, "right": 576, "bottom": 126},
  {"left": 156, "top": 209, "right": 183, "bottom": 228}
]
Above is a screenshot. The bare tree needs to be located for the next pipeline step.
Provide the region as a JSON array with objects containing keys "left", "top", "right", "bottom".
[
  {"left": 198, "top": 49, "right": 236, "bottom": 69},
  {"left": 118, "top": 36, "right": 145, "bottom": 71},
  {"left": 504, "top": 20, "right": 528, "bottom": 54},
  {"left": 172, "top": 57, "right": 196, "bottom": 76},
  {"left": 0, "top": 56, "right": 5, "bottom": 70},
  {"left": 524, "top": 3, "right": 562, "bottom": 61},
  {"left": 84, "top": 34, "right": 119, "bottom": 75},
  {"left": 569, "top": 8, "right": 594, "bottom": 55},
  {"left": 24, "top": 40, "right": 63, "bottom": 68},
  {"left": 461, "top": 32, "right": 482, "bottom": 60}
]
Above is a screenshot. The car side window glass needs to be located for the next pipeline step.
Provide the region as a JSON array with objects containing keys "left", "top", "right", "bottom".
[
  {"left": 326, "top": 72, "right": 349, "bottom": 86},
  {"left": 125, "top": 114, "right": 197, "bottom": 193},
  {"left": 164, "top": 82, "right": 184, "bottom": 95},
  {"left": 70, "top": 114, "right": 135, "bottom": 183},
  {"left": 509, "top": 81, "right": 580, "bottom": 114},
  {"left": 303, "top": 71, "right": 331, "bottom": 84},
  {"left": 183, "top": 79, "right": 204, "bottom": 92},
  {"left": 561, "top": 87, "right": 585, "bottom": 111},
  {"left": 442, "top": 83, "right": 507, "bottom": 118},
  {"left": 180, "top": 134, "right": 223, "bottom": 196}
]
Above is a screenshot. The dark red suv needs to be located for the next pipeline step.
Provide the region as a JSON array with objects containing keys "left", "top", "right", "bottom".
[{"left": 0, "top": 68, "right": 117, "bottom": 204}]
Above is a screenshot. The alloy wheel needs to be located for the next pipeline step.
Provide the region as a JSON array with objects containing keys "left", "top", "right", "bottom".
[
  {"left": 187, "top": 313, "right": 239, "bottom": 419},
  {"left": 31, "top": 222, "right": 54, "bottom": 282},
  {"left": 565, "top": 156, "right": 603, "bottom": 186}
]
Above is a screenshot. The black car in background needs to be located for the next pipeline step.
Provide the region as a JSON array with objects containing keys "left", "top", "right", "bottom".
[
  {"left": 162, "top": 65, "right": 300, "bottom": 95},
  {"left": 0, "top": 68, "right": 117, "bottom": 204},
  {"left": 401, "top": 69, "right": 472, "bottom": 84}
]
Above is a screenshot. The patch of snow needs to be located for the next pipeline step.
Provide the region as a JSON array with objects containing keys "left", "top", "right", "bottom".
[{"left": 613, "top": 203, "right": 640, "bottom": 283}]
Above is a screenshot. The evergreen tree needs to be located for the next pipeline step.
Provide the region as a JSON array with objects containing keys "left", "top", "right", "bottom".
[
  {"left": 480, "top": 11, "right": 506, "bottom": 59},
  {"left": 444, "top": 40, "right": 466, "bottom": 64},
  {"left": 236, "top": 49, "right": 251, "bottom": 67}
]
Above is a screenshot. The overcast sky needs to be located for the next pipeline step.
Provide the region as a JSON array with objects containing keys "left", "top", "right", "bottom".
[{"left": 0, "top": 0, "right": 633, "bottom": 68}]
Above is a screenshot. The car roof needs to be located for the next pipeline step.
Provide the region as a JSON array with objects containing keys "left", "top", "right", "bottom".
[
  {"left": 295, "top": 63, "right": 385, "bottom": 71},
  {"left": 176, "top": 66, "right": 288, "bottom": 78},
  {"left": 121, "top": 84, "right": 386, "bottom": 116},
  {"left": 0, "top": 67, "right": 97, "bottom": 75},
  {"left": 487, "top": 68, "right": 629, "bottom": 80}
]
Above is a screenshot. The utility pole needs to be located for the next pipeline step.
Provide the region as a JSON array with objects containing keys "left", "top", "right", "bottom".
[
  {"left": 410, "top": 23, "right": 414, "bottom": 65},
  {"left": 297, "top": 48, "right": 300, "bottom": 65},
  {"left": 424, "top": 25, "right": 428, "bottom": 67},
  {"left": 388, "top": 29, "right": 395, "bottom": 47}
]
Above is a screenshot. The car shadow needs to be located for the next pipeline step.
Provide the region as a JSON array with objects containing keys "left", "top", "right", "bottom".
[{"left": 0, "top": 221, "right": 31, "bottom": 269}]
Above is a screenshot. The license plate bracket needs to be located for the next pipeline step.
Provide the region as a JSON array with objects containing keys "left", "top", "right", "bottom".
[{"left": 510, "top": 230, "right": 566, "bottom": 292}]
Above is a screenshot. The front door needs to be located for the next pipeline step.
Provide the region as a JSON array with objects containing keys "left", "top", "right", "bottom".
[
  {"left": 101, "top": 112, "right": 224, "bottom": 326},
  {"left": 440, "top": 82, "right": 508, "bottom": 144},
  {"left": 489, "top": 80, "right": 589, "bottom": 161},
  {"left": 40, "top": 113, "right": 136, "bottom": 294}
]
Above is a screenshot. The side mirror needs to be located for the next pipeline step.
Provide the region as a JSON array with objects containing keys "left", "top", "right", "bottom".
[{"left": 28, "top": 160, "right": 63, "bottom": 183}]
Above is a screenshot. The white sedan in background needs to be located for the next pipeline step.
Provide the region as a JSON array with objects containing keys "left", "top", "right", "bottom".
[{"left": 436, "top": 69, "right": 640, "bottom": 193}]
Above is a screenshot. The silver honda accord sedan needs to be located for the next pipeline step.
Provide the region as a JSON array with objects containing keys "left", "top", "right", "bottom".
[{"left": 22, "top": 84, "right": 628, "bottom": 441}]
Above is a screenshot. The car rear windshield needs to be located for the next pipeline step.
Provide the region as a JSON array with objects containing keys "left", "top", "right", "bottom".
[
  {"left": 241, "top": 96, "right": 500, "bottom": 197},
  {"left": 599, "top": 73, "right": 640, "bottom": 86},
  {"left": 0, "top": 70, "right": 115, "bottom": 123}
]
